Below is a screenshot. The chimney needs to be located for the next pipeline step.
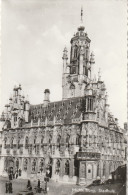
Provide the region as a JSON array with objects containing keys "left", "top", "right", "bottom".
[{"left": 44, "top": 89, "right": 50, "bottom": 106}]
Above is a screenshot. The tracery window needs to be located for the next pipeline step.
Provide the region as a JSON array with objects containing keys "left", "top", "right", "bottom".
[
  {"left": 10, "top": 137, "right": 14, "bottom": 148},
  {"left": 32, "top": 159, "right": 36, "bottom": 173},
  {"left": 65, "top": 160, "right": 69, "bottom": 175},
  {"left": 41, "top": 136, "right": 44, "bottom": 145},
  {"left": 25, "top": 136, "right": 29, "bottom": 149},
  {"left": 16, "top": 158, "right": 19, "bottom": 170},
  {"left": 76, "top": 135, "right": 80, "bottom": 145},
  {"left": 4, "top": 137, "right": 7, "bottom": 148},
  {"left": 103, "top": 163, "right": 105, "bottom": 176},
  {"left": 39, "top": 159, "right": 44, "bottom": 173},
  {"left": 34, "top": 136, "right": 36, "bottom": 144},
  {"left": 57, "top": 135, "right": 61, "bottom": 144},
  {"left": 17, "top": 137, "right": 20, "bottom": 148},
  {"left": 66, "top": 135, "right": 70, "bottom": 144},
  {"left": 55, "top": 160, "right": 60, "bottom": 174},
  {"left": 48, "top": 135, "right": 52, "bottom": 144},
  {"left": 14, "top": 115, "right": 17, "bottom": 122},
  {"left": 24, "top": 158, "right": 28, "bottom": 171},
  {"left": 97, "top": 164, "right": 100, "bottom": 177}
]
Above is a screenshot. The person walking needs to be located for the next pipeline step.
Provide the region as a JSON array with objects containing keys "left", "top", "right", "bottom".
[
  {"left": 8, "top": 182, "right": 12, "bottom": 194},
  {"left": 5, "top": 181, "right": 8, "bottom": 193},
  {"left": 38, "top": 179, "right": 40, "bottom": 188},
  {"left": 27, "top": 180, "right": 32, "bottom": 190},
  {"left": 16, "top": 171, "right": 18, "bottom": 179}
]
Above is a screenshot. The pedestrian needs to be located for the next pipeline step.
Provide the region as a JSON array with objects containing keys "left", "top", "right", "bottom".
[
  {"left": 9, "top": 174, "right": 11, "bottom": 180},
  {"left": 38, "top": 179, "right": 40, "bottom": 188},
  {"left": 8, "top": 181, "right": 11, "bottom": 193},
  {"left": 19, "top": 169, "right": 21, "bottom": 176},
  {"left": 27, "top": 179, "right": 32, "bottom": 190},
  {"left": 9, "top": 182, "right": 13, "bottom": 193},
  {"left": 16, "top": 171, "right": 18, "bottom": 179},
  {"left": 10, "top": 174, "right": 12, "bottom": 180},
  {"left": 27, "top": 179, "right": 30, "bottom": 188},
  {"left": 5, "top": 181, "right": 8, "bottom": 193}
]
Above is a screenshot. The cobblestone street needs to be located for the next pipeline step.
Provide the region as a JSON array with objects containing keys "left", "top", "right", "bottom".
[{"left": 0, "top": 176, "right": 80, "bottom": 195}]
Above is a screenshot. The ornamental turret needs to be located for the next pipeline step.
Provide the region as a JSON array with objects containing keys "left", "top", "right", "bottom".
[
  {"left": 62, "top": 47, "right": 68, "bottom": 74},
  {"left": 43, "top": 89, "right": 50, "bottom": 106}
]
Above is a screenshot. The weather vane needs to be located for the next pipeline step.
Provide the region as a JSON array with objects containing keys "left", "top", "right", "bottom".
[{"left": 81, "top": 6, "right": 83, "bottom": 23}]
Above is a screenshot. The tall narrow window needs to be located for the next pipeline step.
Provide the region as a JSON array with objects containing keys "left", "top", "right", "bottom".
[
  {"left": 55, "top": 160, "right": 60, "bottom": 174},
  {"left": 76, "top": 135, "right": 80, "bottom": 145},
  {"left": 24, "top": 159, "right": 28, "bottom": 171},
  {"left": 39, "top": 159, "right": 44, "bottom": 173},
  {"left": 65, "top": 160, "right": 69, "bottom": 175},
  {"left": 41, "top": 136, "right": 44, "bottom": 145},
  {"left": 32, "top": 159, "right": 36, "bottom": 173},
  {"left": 25, "top": 136, "right": 29, "bottom": 149}
]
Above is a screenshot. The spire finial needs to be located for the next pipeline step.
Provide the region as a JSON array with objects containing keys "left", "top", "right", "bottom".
[{"left": 81, "top": 6, "right": 83, "bottom": 23}]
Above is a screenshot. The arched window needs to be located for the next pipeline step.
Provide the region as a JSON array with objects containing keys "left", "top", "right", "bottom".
[
  {"left": 25, "top": 136, "right": 29, "bottom": 149},
  {"left": 41, "top": 136, "right": 44, "bottom": 145},
  {"left": 65, "top": 160, "right": 69, "bottom": 175},
  {"left": 55, "top": 160, "right": 60, "bottom": 174},
  {"left": 74, "top": 45, "right": 78, "bottom": 58},
  {"left": 19, "top": 118, "right": 23, "bottom": 127},
  {"left": 7, "top": 120, "right": 11, "bottom": 128},
  {"left": 39, "top": 159, "right": 44, "bottom": 173},
  {"left": 57, "top": 135, "right": 61, "bottom": 144},
  {"left": 103, "top": 163, "right": 106, "bottom": 176},
  {"left": 32, "top": 159, "right": 36, "bottom": 173},
  {"left": 11, "top": 137, "right": 14, "bottom": 148},
  {"left": 24, "top": 159, "right": 28, "bottom": 171},
  {"left": 74, "top": 160, "right": 78, "bottom": 176},
  {"left": 109, "top": 163, "right": 112, "bottom": 174},
  {"left": 14, "top": 115, "right": 17, "bottom": 122},
  {"left": 34, "top": 136, "right": 36, "bottom": 144},
  {"left": 17, "top": 137, "right": 20, "bottom": 148},
  {"left": 70, "top": 84, "right": 75, "bottom": 96},
  {"left": 49, "top": 135, "right": 52, "bottom": 144},
  {"left": 76, "top": 135, "right": 80, "bottom": 145},
  {"left": 16, "top": 158, "right": 19, "bottom": 170},
  {"left": 66, "top": 135, "right": 70, "bottom": 144},
  {"left": 97, "top": 164, "right": 100, "bottom": 177},
  {"left": 4, "top": 137, "right": 7, "bottom": 148}
]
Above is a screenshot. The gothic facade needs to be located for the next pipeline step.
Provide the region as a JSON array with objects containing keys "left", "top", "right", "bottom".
[{"left": 0, "top": 11, "right": 125, "bottom": 185}]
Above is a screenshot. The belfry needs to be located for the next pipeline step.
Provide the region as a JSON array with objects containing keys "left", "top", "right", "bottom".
[
  {"left": 0, "top": 8, "right": 126, "bottom": 185},
  {"left": 62, "top": 8, "right": 95, "bottom": 99}
]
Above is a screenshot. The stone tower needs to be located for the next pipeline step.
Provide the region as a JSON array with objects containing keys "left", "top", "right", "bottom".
[{"left": 62, "top": 8, "right": 95, "bottom": 100}]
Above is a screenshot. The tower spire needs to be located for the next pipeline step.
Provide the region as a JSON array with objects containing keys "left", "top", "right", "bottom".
[{"left": 81, "top": 6, "right": 83, "bottom": 23}]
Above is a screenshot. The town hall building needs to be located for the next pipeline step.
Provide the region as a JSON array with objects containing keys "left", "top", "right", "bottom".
[{"left": 0, "top": 9, "right": 126, "bottom": 185}]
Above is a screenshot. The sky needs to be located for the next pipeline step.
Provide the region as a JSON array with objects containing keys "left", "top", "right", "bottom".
[{"left": 0, "top": 0, "right": 127, "bottom": 127}]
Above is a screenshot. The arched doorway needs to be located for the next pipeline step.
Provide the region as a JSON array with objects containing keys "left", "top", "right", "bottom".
[
  {"left": 65, "top": 160, "right": 69, "bottom": 175},
  {"left": 5, "top": 157, "right": 15, "bottom": 176}
]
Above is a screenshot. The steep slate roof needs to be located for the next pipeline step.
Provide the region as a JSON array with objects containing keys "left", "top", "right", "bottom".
[{"left": 29, "top": 96, "right": 83, "bottom": 124}]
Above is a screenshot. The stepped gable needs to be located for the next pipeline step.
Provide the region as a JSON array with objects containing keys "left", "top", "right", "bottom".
[
  {"left": 29, "top": 96, "right": 82, "bottom": 124},
  {"left": 108, "top": 112, "right": 119, "bottom": 131}
]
